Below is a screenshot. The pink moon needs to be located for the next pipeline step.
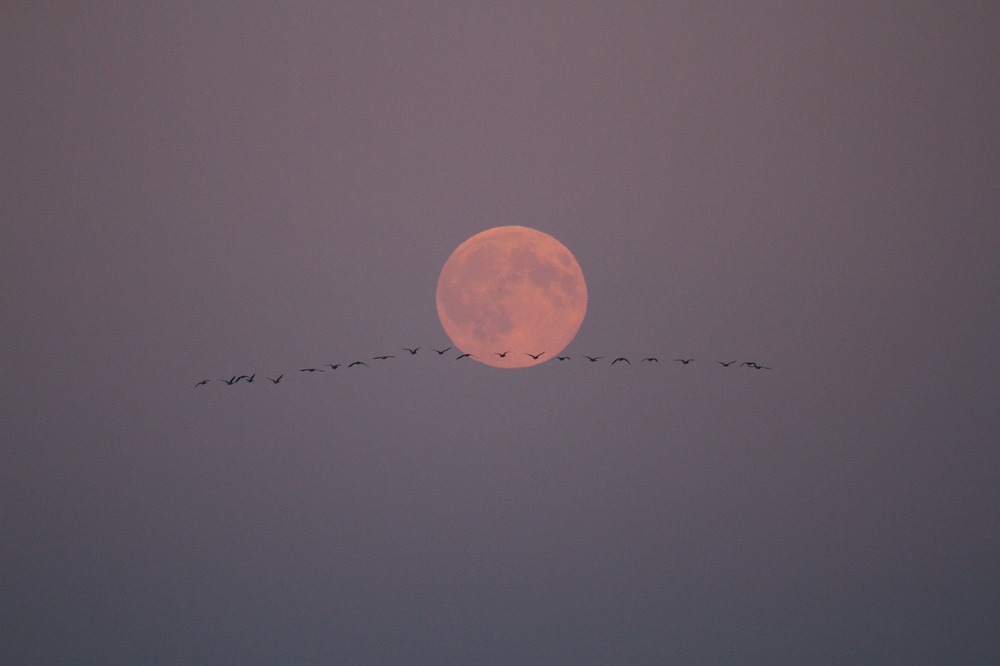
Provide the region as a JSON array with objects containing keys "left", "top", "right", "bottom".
[{"left": 436, "top": 226, "right": 588, "bottom": 369}]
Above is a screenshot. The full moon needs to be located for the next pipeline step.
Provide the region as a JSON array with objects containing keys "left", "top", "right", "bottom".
[{"left": 436, "top": 226, "right": 587, "bottom": 369}]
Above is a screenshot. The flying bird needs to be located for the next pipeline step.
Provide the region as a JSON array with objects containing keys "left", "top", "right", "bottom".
[
  {"left": 222, "top": 375, "right": 239, "bottom": 385},
  {"left": 373, "top": 355, "right": 395, "bottom": 360},
  {"left": 674, "top": 358, "right": 694, "bottom": 364},
  {"left": 195, "top": 379, "right": 211, "bottom": 387},
  {"left": 718, "top": 360, "right": 737, "bottom": 367},
  {"left": 348, "top": 361, "right": 368, "bottom": 368},
  {"left": 432, "top": 347, "right": 452, "bottom": 355},
  {"left": 495, "top": 351, "right": 511, "bottom": 358},
  {"left": 267, "top": 375, "right": 283, "bottom": 384},
  {"left": 300, "top": 368, "right": 323, "bottom": 372},
  {"left": 641, "top": 357, "right": 658, "bottom": 363},
  {"left": 245, "top": 373, "right": 256, "bottom": 383},
  {"left": 740, "top": 361, "right": 759, "bottom": 368},
  {"left": 525, "top": 352, "right": 545, "bottom": 360},
  {"left": 325, "top": 363, "right": 340, "bottom": 370},
  {"left": 612, "top": 357, "right": 630, "bottom": 365},
  {"left": 456, "top": 353, "right": 474, "bottom": 360},
  {"left": 556, "top": 356, "right": 571, "bottom": 361},
  {"left": 583, "top": 356, "right": 604, "bottom": 362},
  {"left": 403, "top": 347, "right": 419, "bottom": 355}
]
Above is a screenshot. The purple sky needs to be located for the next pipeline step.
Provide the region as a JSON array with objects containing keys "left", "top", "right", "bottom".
[{"left": 3, "top": 3, "right": 999, "bottom": 663}]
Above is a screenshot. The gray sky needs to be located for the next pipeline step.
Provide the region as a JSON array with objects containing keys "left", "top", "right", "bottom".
[{"left": 3, "top": 3, "right": 999, "bottom": 663}]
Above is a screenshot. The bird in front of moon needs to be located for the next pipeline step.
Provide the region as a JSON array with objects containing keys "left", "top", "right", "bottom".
[{"left": 435, "top": 226, "right": 587, "bottom": 369}]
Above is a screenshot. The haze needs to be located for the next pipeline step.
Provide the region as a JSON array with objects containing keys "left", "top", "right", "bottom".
[{"left": 3, "top": 3, "right": 999, "bottom": 663}]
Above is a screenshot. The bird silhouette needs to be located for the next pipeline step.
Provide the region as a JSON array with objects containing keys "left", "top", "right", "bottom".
[
  {"left": 456, "top": 353, "right": 474, "bottom": 360},
  {"left": 222, "top": 375, "right": 240, "bottom": 385},
  {"left": 373, "top": 355, "right": 395, "bottom": 360},
  {"left": 495, "top": 351, "right": 511, "bottom": 358},
  {"left": 325, "top": 363, "right": 340, "bottom": 370},
  {"left": 556, "top": 356, "right": 571, "bottom": 361},
  {"left": 195, "top": 379, "right": 211, "bottom": 387},
  {"left": 525, "top": 352, "right": 545, "bottom": 360},
  {"left": 740, "top": 361, "right": 757, "bottom": 368},
  {"left": 433, "top": 347, "right": 452, "bottom": 355},
  {"left": 403, "top": 347, "right": 419, "bottom": 355},
  {"left": 267, "top": 375, "right": 283, "bottom": 384},
  {"left": 642, "top": 357, "right": 658, "bottom": 363},
  {"left": 348, "top": 361, "right": 368, "bottom": 368},
  {"left": 300, "top": 368, "right": 323, "bottom": 372},
  {"left": 583, "top": 356, "right": 604, "bottom": 362},
  {"left": 743, "top": 362, "right": 771, "bottom": 369},
  {"left": 674, "top": 358, "right": 694, "bottom": 364},
  {"left": 245, "top": 373, "right": 256, "bottom": 383},
  {"left": 612, "top": 357, "right": 630, "bottom": 365},
  {"left": 718, "top": 360, "right": 737, "bottom": 367}
]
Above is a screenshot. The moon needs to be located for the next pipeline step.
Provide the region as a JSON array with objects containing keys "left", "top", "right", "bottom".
[{"left": 436, "top": 226, "right": 587, "bottom": 368}]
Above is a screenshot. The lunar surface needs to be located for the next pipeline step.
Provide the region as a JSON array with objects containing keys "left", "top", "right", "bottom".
[{"left": 436, "top": 226, "right": 587, "bottom": 369}]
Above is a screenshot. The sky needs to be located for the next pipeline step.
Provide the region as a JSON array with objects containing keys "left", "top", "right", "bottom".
[{"left": 3, "top": 2, "right": 999, "bottom": 663}]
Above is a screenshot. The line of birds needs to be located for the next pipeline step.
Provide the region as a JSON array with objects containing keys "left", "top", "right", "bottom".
[{"left": 195, "top": 347, "right": 771, "bottom": 386}]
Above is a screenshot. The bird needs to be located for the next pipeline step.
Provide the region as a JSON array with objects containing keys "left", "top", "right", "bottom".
[
  {"left": 245, "top": 373, "right": 256, "bottom": 383},
  {"left": 556, "top": 356, "right": 571, "bottom": 361},
  {"left": 718, "top": 360, "right": 737, "bottom": 367},
  {"left": 525, "top": 352, "right": 545, "bottom": 360},
  {"left": 222, "top": 375, "right": 239, "bottom": 385},
  {"left": 740, "top": 361, "right": 758, "bottom": 368},
  {"left": 456, "top": 353, "right": 474, "bottom": 360},
  {"left": 234, "top": 375, "right": 249, "bottom": 383},
  {"left": 612, "top": 357, "right": 630, "bottom": 365},
  {"left": 432, "top": 347, "right": 452, "bottom": 355},
  {"left": 373, "top": 355, "right": 395, "bottom": 360},
  {"left": 325, "top": 363, "right": 340, "bottom": 370},
  {"left": 195, "top": 379, "right": 211, "bottom": 387},
  {"left": 300, "top": 368, "right": 323, "bottom": 372},
  {"left": 267, "top": 375, "right": 283, "bottom": 384},
  {"left": 583, "top": 356, "right": 604, "bottom": 362},
  {"left": 403, "top": 347, "right": 419, "bottom": 355},
  {"left": 674, "top": 358, "right": 694, "bottom": 364},
  {"left": 495, "top": 351, "right": 511, "bottom": 358},
  {"left": 348, "top": 361, "right": 368, "bottom": 368},
  {"left": 641, "top": 357, "right": 658, "bottom": 363}
]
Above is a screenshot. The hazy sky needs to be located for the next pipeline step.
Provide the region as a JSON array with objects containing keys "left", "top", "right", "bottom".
[{"left": 3, "top": 3, "right": 999, "bottom": 663}]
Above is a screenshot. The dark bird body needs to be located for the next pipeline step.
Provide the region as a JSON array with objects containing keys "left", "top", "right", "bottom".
[
  {"left": 583, "top": 356, "right": 603, "bottom": 362},
  {"left": 718, "top": 360, "right": 737, "bottom": 367},
  {"left": 349, "top": 361, "right": 368, "bottom": 368},
  {"left": 267, "top": 375, "right": 283, "bottom": 384},
  {"left": 325, "top": 363, "right": 340, "bottom": 370},
  {"left": 675, "top": 358, "right": 694, "bottom": 364},
  {"left": 525, "top": 352, "right": 545, "bottom": 360},
  {"left": 300, "top": 368, "right": 323, "bottom": 372},
  {"left": 556, "top": 356, "right": 570, "bottom": 361},
  {"left": 403, "top": 347, "right": 419, "bottom": 355},
  {"left": 642, "top": 357, "right": 658, "bottom": 363},
  {"left": 433, "top": 347, "right": 452, "bottom": 355},
  {"left": 612, "top": 357, "right": 630, "bottom": 365},
  {"left": 195, "top": 379, "right": 211, "bottom": 387},
  {"left": 495, "top": 351, "right": 510, "bottom": 358},
  {"left": 456, "top": 353, "right": 473, "bottom": 360},
  {"left": 373, "top": 355, "right": 395, "bottom": 360}
]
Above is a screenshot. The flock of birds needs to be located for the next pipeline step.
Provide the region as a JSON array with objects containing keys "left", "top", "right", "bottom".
[{"left": 195, "top": 346, "right": 772, "bottom": 387}]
